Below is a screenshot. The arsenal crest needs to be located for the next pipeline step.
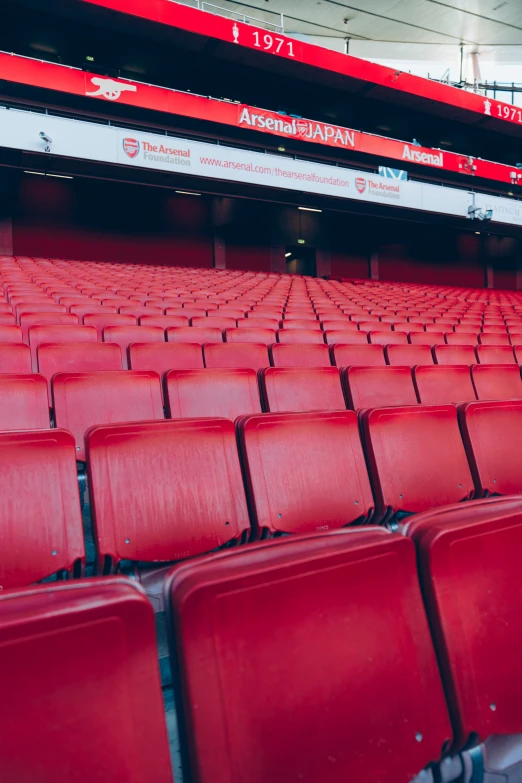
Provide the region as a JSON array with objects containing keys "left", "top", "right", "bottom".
[
  {"left": 356, "top": 177, "right": 366, "bottom": 193},
  {"left": 123, "top": 138, "right": 140, "bottom": 158}
]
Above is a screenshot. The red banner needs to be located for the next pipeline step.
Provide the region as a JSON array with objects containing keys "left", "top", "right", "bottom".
[
  {"left": 82, "top": 0, "right": 522, "bottom": 132},
  {"left": 1, "top": 51, "right": 521, "bottom": 190}
]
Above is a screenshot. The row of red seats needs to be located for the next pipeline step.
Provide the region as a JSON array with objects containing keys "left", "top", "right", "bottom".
[
  {"left": 5, "top": 363, "right": 522, "bottom": 455},
  {"left": 2, "top": 456, "right": 522, "bottom": 781},
  {"left": 4, "top": 400, "right": 522, "bottom": 594}
]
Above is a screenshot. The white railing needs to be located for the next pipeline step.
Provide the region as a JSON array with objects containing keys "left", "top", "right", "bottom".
[{"left": 170, "top": 0, "right": 284, "bottom": 33}]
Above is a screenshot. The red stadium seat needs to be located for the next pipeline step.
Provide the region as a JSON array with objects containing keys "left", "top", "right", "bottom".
[
  {"left": 478, "top": 333, "right": 511, "bottom": 346},
  {"left": 225, "top": 328, "right": 275, "bottom": 345},
  {"left": 0, "top": 429, "right": 84, "bottom": 589},
  {"left": 139, "top": 314, "right": 189, "bottom": 329},
  {"left": 168, "top": 326, "right": 223, "bottom": 344},
  {"left": 0, "top": 578, "right": 173, "bottom": 782},
  {"left": 410, "top": 331, "right": 445, "bottom": 346},
  {"left": 37, "top": 342, "right": 123, "bottom": 394},
  {"left": 0, "top": 313, "right": 15, "bottom": 324},
  {"left": 320, "top": 319, "right": 358, "bottom": 332},
  {"left": 0, "top": 325, "right": 22, "bottom": 343},
  {"left": 269, "top": 343, "right": 331, "bottom": 367},
  {"left": 343, "top": 366, "right": 418, "bottom": 409},
  {"left": 83, "top": 313, "right": 137, "bottom": 339},
  {"left": 87, "top": 418, "right": 250, "bottom": 581},
  {"left": 444, "top": 332, "right": 478, "bottom": 346},
  {"left": 167, "top": 307, "right": 207, "bottom": 320},
  {"left": 237, "top": 411, "right": 374, "bottom": 534},
  {"left": 385, "top": 344, "right": 434, "bottom": 366},
  {"left": 129, "top": 342, "right": 203, "bottom": 373},
  {"left": 434, "top": 344, "right": 476, "bottom": 366},
  {"left": 280, "top": 319, "right": 319, "bottom": 330},
  {"left": 166, "top": 368, "right": 261, "bottom": 420},
  {"left": 166, "top": 531, "right": 452, "bottom": 783},
  {"left": 260, "top": 367, "right": 345, "bottom": 412},
  {"left": 236, "top": 317, "right": 280, "bottom": 330},
  {"left": 0, "top": 373, "right": 50, "bottom": 430},
  {"left": 476, "top": 345, "right": 516, "bottom": 365},
  {"left": 405, "top": 500, "right": 522, "bottom": 771},
  {"left": 413, "top": 366, "right": 476, "bottom": 404},
  {"left": 471, "top": 364, "right": 522, "bottom": 400},
  {"left": 361, "top": 404, "right": 475, "bottom": 522},
  {"left": 191, "top": 316, "right": 236, "bottom": 330},
  {"left": 70, "top": 304, "right": 117, "bottom": 322},
  {"left": 103, "top": 326, "right": 164, "bottom": 369},
  {"left": 324, "top": 330, "right": 369, "bottom": 345},
  {"left": 53, "top": 370, "right": 164, "bottom": 460},
  {"left": 277, "top": 329, "right": 325, "bottom": 344},
  {"left": 20, "top": 312, "right": 78, "bottom": 342},
  {"left": 331, "top": 344, "right": 385, "bottom": 367},
  {"left": 203, "top": 342, "right": 269, "bottom": 370},
  {"left": 119, "top": 305, "right": 163, "bottom": 319},
  {"left": 29, "top": 324, "right": 97, "bottom": 369},
  {"left": 459, "top": 400, "right": 522, "bottom": 496},
  {"left": 0, "top": 343, "right": 32, "bottom": 373}
]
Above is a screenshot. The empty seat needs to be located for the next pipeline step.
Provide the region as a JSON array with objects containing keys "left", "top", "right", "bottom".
[
  {"left": 225, "top": 328, "right": 275, "bottom": 345},
  {"left": 0, "top": 578, "right": 173, "bottom": 782},
  {"left": 87, "top": 418, "right": 250, "bottom": 577},
  {"left": 166, "top": 368, "right": 261, "bottom": 420},
  {"left": 459, "top": 400, "right": 522, "bottom": 496},
  {"left": 168, "top": 326, "right": 223, "bottom": 344},
  {"left": 471, "top": 364, "right": 522, "bottom": 400},
  {"left": 361, "top": 404, "right": 475, "bottom": 522},
  {"left": 37, "top": 342, "right": 123, "bottom": 394},
  {"left": 203, "top": 343, "right": 269, "bottom": 370},
  {"left": 331, "top": 344, "right": 386, "bottom": 367},
  {"left": 0, "top": 325, "right": 22, "bottom": 343},
  {"left": 0, "top": 343, "right": 31, "bottom": 373},
  {"left": 260, "top": 367, "right": 345, "bottom": 413},
  {"left": 413, "top": 366, "right": 476, "bottom": 404},
  {"left": 237, "top": 411, "right": 374, "bottom": 534},
  {"left": 324, "top": 330, "right": 369, "bottom": 346},
  {"left": 444, "top": 332, "right": 478, "bottom": 346},
  {"left": 70, "top": 304, "right": 117, "bottom": 322},
  {"left": 53, "top": 370, "right": 164, "bottom": 461},
  {"left": 369, "top": 330, "right": 408, "bottom": 345},
  {"left": 385, "top": 344, "right": 434, "bottom": 366},
  {"left": 28, "top": 324, "right": 97, "bottom": 369},
  {"left": 129, "top": 342, "right": 203, "bottom": 374},
  {"left": 343, "top": 366, "right": 418, "bottom": 410},
  {"left": 191, "top": 316, "right": 236, "bottom": 330},
  {"left": 84, "top": 312, "right": 137, "bottom": 338},
  {"left": 320, "top": 319, "right": 357, "bottom": 332},
  {"left": 0, "top": 429, "right": 84, "bottom": 589},
  {"left": 166, "top": 530, "right": 452, "bottom": 783},
  {"left": 119, "top": 305, "right": 163, "bottom": 319},
  {"left": 479, "top": 333, "right": 510, "bottom": 345},
  {"left": 280, "top": 319, "right": 319, "bottom": 330},
  {"left": 277, "top": 329, "right": 325, "bottom": 345},
  {"left": 269, "top": 343, "right": 331, "bottom": 368},
  {"left": 0, "top": 373, "right": 50, "bottom": 430},
  {"left": 103, "top": 326, "right": 164, "bottom": 369},
  {"left": 410, "top": 331, "right": 445, "bottom": 346},
  {"left": 405, "top": 499, "right": 522, "bottom": 768},
  {"left": 236, "top": 317, "right": 280, "bottom": 330},
  {"left": 19, "top": 312, "right": 78, "bottom": 342},
  {"left": 139, "top": 314, "right": 189, "bottom": 329},
  {"left": 0, "top": 313, "right": 15, "bottom": 325},
  {"left": 476, "top": 345, "right": 516, "bottom": 365},
  {"left": 433, "top": 345, "right": 476, "bottom": 366}
]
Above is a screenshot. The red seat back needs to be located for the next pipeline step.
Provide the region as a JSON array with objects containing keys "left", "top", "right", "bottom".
[
  {"left": 260, "top": 367, "right": 345, "bottom": 413},
  {"left": 414, "top": 366, "right": 476, "bottom": 405},
  {"left": 87, "top": 418, "right": 250, "bottom": 570},
  {"left": 344, "top": 366, "right": 418, "bottom": 410},
  {"left": 471, "top": 365, "right": 522, "bottom": 400},
  {"left": 128, "top": 342, "right": 203, "bottom": 373},
  {"left": 203, "top": 342, "right": 269, "bottom": 370},
  {"left": 166, "top": 368, "right": 261, "bottom": 420}
]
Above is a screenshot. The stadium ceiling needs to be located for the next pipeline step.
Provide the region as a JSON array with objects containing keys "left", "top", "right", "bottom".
[{"left": 212, "top": 0, "right": 522, "bottom": 47}]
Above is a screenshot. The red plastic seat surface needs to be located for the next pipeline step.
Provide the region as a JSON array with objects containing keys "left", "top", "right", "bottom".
[
  {"left": 261, "top": 367, "right": 345, "bottom": 412},
  {"left": 0, "top": 429, "right": 85, "bottom": 589},
  {"left": 237, "top": 410, "right": 374, "bottom": 534},
  {"left": 0, "top": 578, "right": 173, "bottom": 782},
  {"left": 166, "top": 368, "right": 262, "bottom": 420},
  {"left": 166, "top": 530, "right": 451, "bottom": 783},
  {"left": 129, "top": 342, "right": 204, "bottom": 373},
  {"left": 471, "top": 365, "right": 522, "bottom": 400},
  {"left": 203, "top": 342, "right": 269, "bottom": 370},
  {"left": 344, "top": 366, "right": 418, "bottom": 409},
  {"left": 269, "top": 343, "right": 331, "bottom": 367},
  {"left": 414, "top": 365, "right": 476, "bottom": 405},
  {"left": 87, "top": 418, "right": 250, "bottom": 570},
  {"left": 53, "top": 370, "right": 164, "bottom": 460}
]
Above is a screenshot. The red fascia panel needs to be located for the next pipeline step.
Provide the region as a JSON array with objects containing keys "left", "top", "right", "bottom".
[
  {"left": 1, "top": 51, "right": 520, "bottom": 189},
  {"left": 81, "top": 0, "right": 522, "bottom": 134}
]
